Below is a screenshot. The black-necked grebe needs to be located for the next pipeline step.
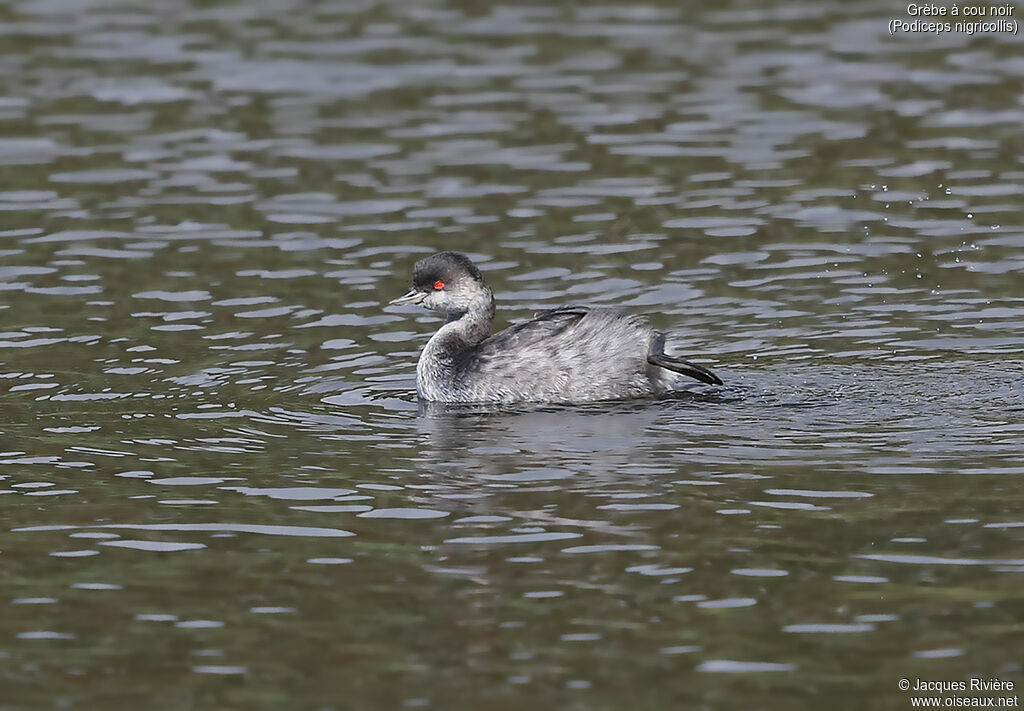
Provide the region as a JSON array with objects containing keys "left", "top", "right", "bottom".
[{"left": 390, "top": 252, "right": 723, "bottom": 404}]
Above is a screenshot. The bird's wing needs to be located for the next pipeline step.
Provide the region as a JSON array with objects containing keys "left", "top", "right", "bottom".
[
  {"left": 473, "top": 306, "right": 592, "bottom": 360},
  {"left": 530, "top": 305, "right": 592, "bottom": 323}
]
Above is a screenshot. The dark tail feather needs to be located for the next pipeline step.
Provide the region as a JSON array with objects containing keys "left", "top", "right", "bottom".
[
  {"left": 648, "top": 336, "right": 723, "bottom": 386},
  {"left": 648, "top": 353, "right": 723, "bottom": 385}
]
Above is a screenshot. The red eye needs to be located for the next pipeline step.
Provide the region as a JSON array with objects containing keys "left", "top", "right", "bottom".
[{"left": 433, "top": 280, "right": 444, "bottom": 290}]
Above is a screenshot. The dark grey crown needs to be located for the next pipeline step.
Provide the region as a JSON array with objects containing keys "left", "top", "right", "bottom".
[{"left": 411, "top": 252, "right": 486, "bottom": 289}]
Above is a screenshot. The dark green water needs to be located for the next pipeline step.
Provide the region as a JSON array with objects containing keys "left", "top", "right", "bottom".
[{"left": 1, "top": 0, "right": 1022, "bottom": 709}]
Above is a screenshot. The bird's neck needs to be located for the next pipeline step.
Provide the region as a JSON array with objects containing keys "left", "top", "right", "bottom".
[
  {"left": 416, "top": 292, "right": 494, "bottom": 400},
  {"left": 429, "top": 294, "right": 494, "bottom": 356}
]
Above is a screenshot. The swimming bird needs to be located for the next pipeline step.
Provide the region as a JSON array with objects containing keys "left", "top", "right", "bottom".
[{"left": 389, "top": 251, "right": 722, "bottom": 404}]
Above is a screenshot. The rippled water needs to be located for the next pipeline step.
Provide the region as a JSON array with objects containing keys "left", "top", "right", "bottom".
[{"left": 2, "top": 0, "right": 1023, "bottom": 708}]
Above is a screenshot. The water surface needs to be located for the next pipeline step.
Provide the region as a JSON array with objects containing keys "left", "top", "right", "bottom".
[{"left": 1, "top": 0, "right": 1023, "bottom": 708}]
